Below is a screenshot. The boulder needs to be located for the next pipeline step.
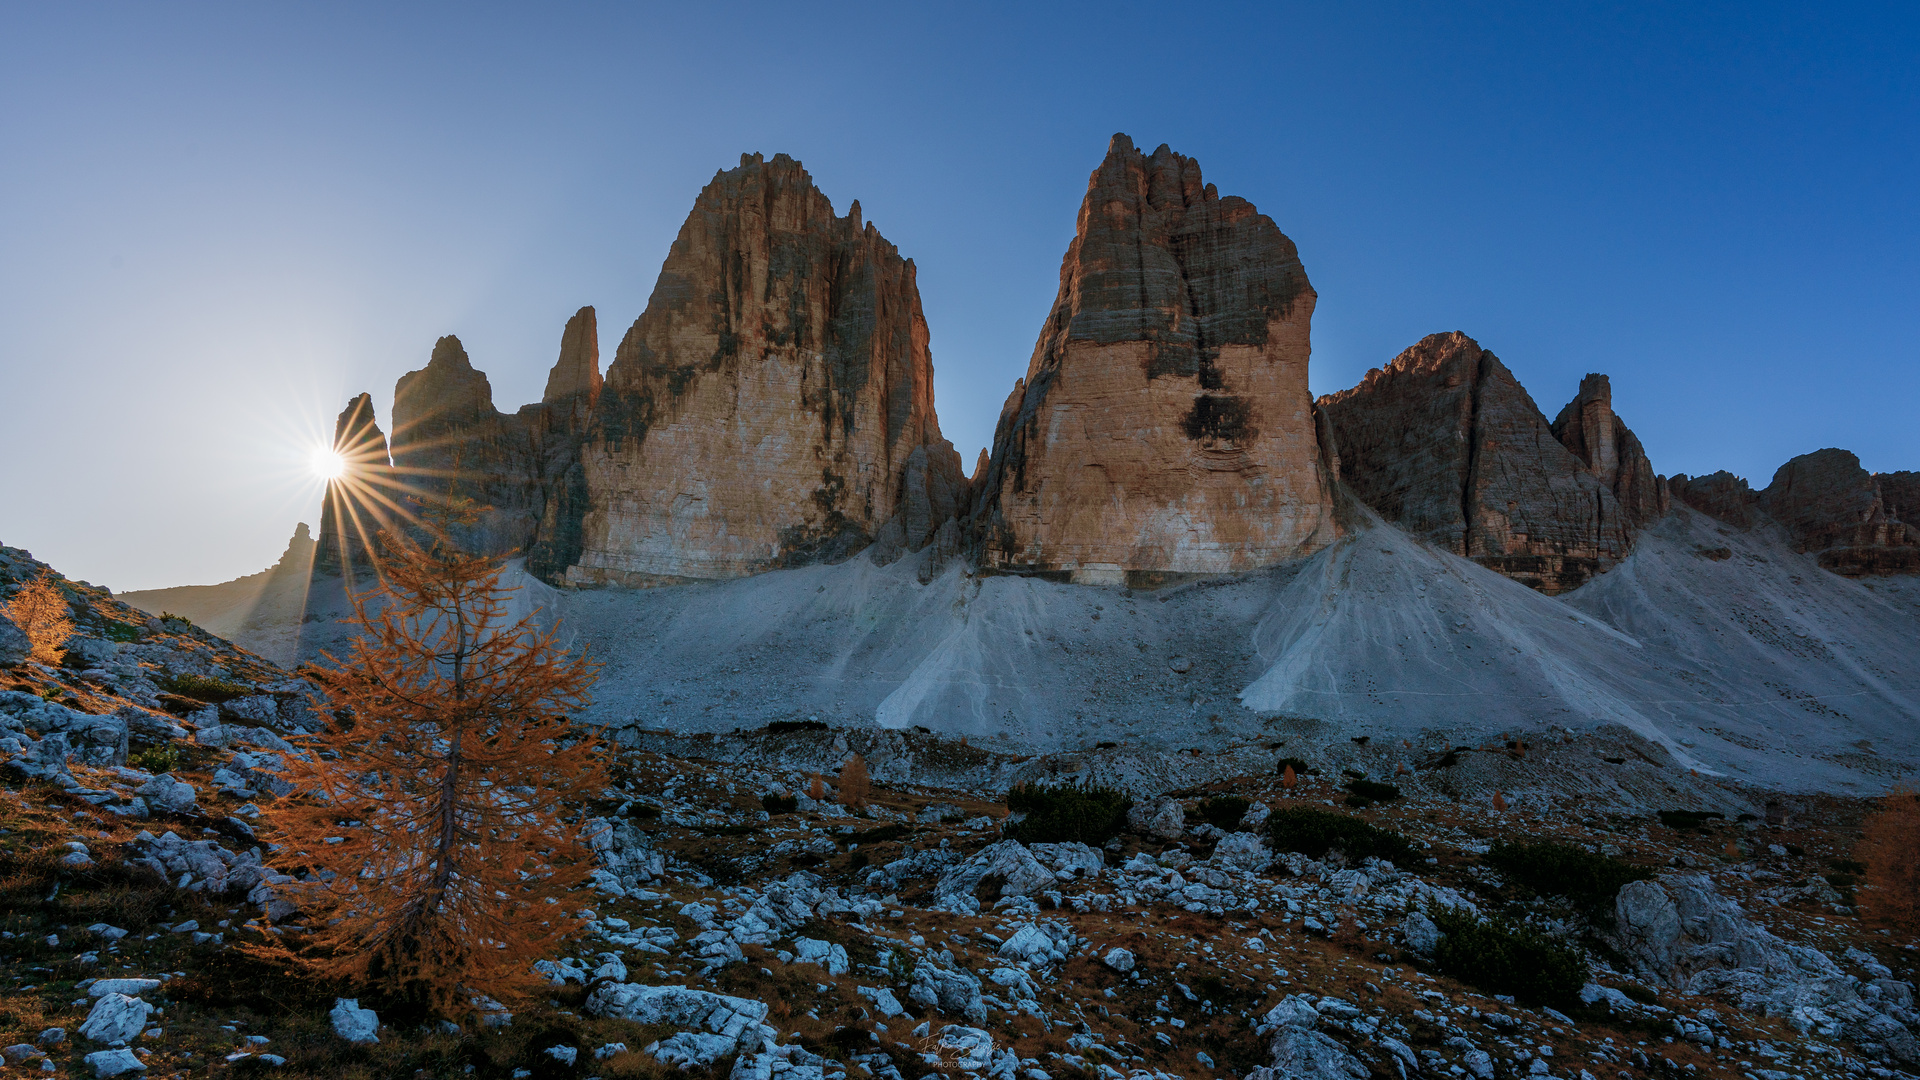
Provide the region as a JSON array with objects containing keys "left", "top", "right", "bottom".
[
  {"left": 329, "top": 998, "right": 379, "bottom": 1044},
  {"left": 907, "top": 958, "right": 987, "bottom": 1022},
  {"left": 934, "top": 841, "right": 1057, "bottom": 905},
  {"left": 1128, "top": 798, "right": 1186, "bottom": 841},
  {"left": 972, "top": 134, "right": 1337, "bottom": 581},
  {"left": 82, "top": 1048, "right": 147, "bottom": 1078},
  {"left": 79, "top": 994, "right": 150, "bottom": 1046},
  {"left": 790, "top": 937, "right": 849, "bottom": 976},
  {"left": 1320, "top": 331, "right": 1635, "bottom": 593},
  {"left": 1102, "top": 947, "right": 1136, "bottom": 974},
  {"left": 1210, "top": 831, "right": 1273, "bottom": 872},
  {"left": 134, "top": 775, "right": 195, "bottom": 815},
  {"left": 0, "top": 612, "right": 29, "bottom": 667},
  {"left": 585, "top": 983, "right": 771, "bottom": 1051}
]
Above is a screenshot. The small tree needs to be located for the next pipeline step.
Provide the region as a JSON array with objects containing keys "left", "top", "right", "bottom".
[
  {"left": 5, "top": 575, "right": 73, "bottom": 665},
  {"left": 838, "top": 754, "right": 870, "bottom": 808},
  {"left": 254, "top": 503, "right": 607, "bottom": 1017},
  {"left": 1857, "top": 788, "right": 1920, "bottom": 935}
]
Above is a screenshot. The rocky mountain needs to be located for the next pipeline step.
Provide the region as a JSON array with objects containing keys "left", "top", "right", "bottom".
[
  {"left": 1318, "top": 331, "right": 1634, "bottom": 594},
  {"left": 1550, "top": 372, "right": 1669, "bottom": 529},
  {"left": 969, "top": 135, "right": 1337, "bottom": 585},
  {"left": 313, "top": 392, "right": 391, "bottom": 576},
  {"left": 1760, "top": 449, "right": 1920, "bottom": 576},
  {"left": 567, "top": 152, "right": 964, "bottom": 586}
]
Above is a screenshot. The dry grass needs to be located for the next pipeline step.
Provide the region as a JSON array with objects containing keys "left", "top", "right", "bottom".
[{"left": 1857, "top": 787, "right": 1920, "bottom": 934}]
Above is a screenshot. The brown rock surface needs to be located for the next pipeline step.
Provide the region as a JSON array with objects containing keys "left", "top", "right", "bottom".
[
  {"left": 1874, "top": 471, "right": 1920, "bottom": 542},
  {"left": 1667, "top": 471, "right": 1763, "bottom": 528},
  {"left": 315, "top": 392, "right": 394, "bottom": 575},
  {"left": 971, "top": 134, "right": 1336, "bottom": 583},
  {"left": 1318, "top": 331, "right": 1631, "bottom": 594},
  {"left": 1551, "top": 373, "right": 1669, "bottom": 528},
  {"left": 568, "top": 153, "right": 962, "bottom": 585},
  {"left": 542, "top": 306, "right": 602, "bottom": 405},
  {"left": 1762, "top": 449, "right": 1919, "bottom": 575},
  {"left": 389, "top": 335, "right": 542, "bottom": 556}
]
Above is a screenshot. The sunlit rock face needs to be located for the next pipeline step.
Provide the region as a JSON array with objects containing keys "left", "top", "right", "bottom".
[
  {"left": 970, "top": 134, "right": 1338, "bottom": 584},
  {"left": 567, "top": 152, "right": 962, "bottom": 586},
  {"left": 1319, "top": 331, "right": 1634, "bottom": 595}
]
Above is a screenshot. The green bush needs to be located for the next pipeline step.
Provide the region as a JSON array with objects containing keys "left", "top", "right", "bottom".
[
  {"left": 129, "top": 745, "right": 181, "bottom": 775},
  {"left": 1428, "top": 905, "right": 1587, "bottom": 1007},
  {"left": 766, "top": 719, "right": 828, "bottom": 734},
  {"left": 157, "top": 672, "right": 252, "bottom": 703},
  {"left": 1483, "top": 839, "right": 1652, "bottom": 913},
  {"left": 761, "top": 793, "right": 798, "bottom": 814},
  {"left": 1275, "top": 756, "right": 1316, "bottom": 776},
  {"left": 1657, "top": 810, "right": 1724, "bottom": 831},
  {"left": 1344, "top": 779, "right": 1401, "bottom": 805},
  {"left": 1004, "top": 782, "right": 1133, "bottom": 845},
  {"left": 1266, "top": 807, "right": 1413, "bottom": 865},
  {"left": 1195, "top": 796, "right": 1251, "bottom": 829},
  {"left": 102, "top": 621, "right": 141, "bottom": 643}
]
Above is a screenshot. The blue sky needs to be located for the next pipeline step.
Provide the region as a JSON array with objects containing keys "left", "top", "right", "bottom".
[{"left": 1, "top": 2, "right": 1915, "bottom": 589}]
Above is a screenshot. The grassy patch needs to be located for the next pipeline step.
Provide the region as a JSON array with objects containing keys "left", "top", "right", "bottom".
[
  {"left": 1266, "top": 806, "right": 1413, "bottom": 865},
  {"left": 1343, "top": 779, "right": 1400, "bottom": 807},
  {"left": 1003, "top": 782, "right": 1132, "bottom": 846},
  {"left": 1427, "top": 905, "right": 1587, "bottom": 1007},
  {"left": 157, "top": 672, "right": 254, "bottom": 703}
]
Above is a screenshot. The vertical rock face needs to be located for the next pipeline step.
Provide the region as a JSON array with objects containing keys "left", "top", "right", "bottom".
[
  {"left": 1667, "top": 471, "right": 1763, "bottom": 528},
  {"left": 315, "top": 393, "right": 393, "bottom": 574},
  {"left": 1551, "top": 373, "right": 1669, "bottom": 529},
  {"left": 1876, "top": 471, "right": 1920, "bottom": 540},
  {"left": 1319, "top": 331, "right": 1631, "bottom": 594},
  {"left": 971, "top": 134, "right": 1336, "bottom": 583},
  {"left": 568, "top": 152, "right": 962, "bottom": 585},
  {"left": 542, "top": 307, "right": 602, "bottom": 405},
  {"left": 389, "top": 335, "right": 541, "bottom": 556},
  {"left": 1761, "top": 449, "right": 1919, "bottom": 575}
]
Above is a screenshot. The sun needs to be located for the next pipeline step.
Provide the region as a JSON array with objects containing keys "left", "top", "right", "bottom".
[{"left": 311, "top": 447, "right": 347, "bottom": 481}]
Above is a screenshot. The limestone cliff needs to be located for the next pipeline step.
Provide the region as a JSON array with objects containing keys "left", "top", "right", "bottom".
[
  {"left": 1318, "top": 331, "right": 1632, "bottom": 594},
  {"left": 1667, "top": 471, "right": 1763, "bottom": 528},
  {"left": 389, "top": 335, "right": 542, "bottom": 557},
  {"left": 971, "top": 134, "right": 1337, "bottom": 583},
  {"left": 315, "top": 392, "right": 393, "bottom": 576},
  {"left": 1762, "top": 449, "right": 1919, "bottom": 576},
  {"left": 1551, "top": 373, "right": 1669, "bottom": 529},
  {"left": 568, "top": 152, "right": 962, "bottom": 585}
]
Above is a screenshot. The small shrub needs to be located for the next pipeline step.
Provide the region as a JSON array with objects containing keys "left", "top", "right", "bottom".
[
  {"left": 1344, "top": 779, "right": 1400, "bottom": 805},
  {"left": 761, "top": 793, "right": 798, "bottom": 814},
  {"left": 1195, "top": 796, "right": 1251, "bottom": 829},
  {"left": 766, "top": 719, "right": 828, "bottom": 735},
  {"left": 1275, "top": 756, "right": 1314, "bottom": 776},
  {"left": 852, "top": 823, "right": 909, "bottom": 845},
  {"left": 101, "top": 621, "right": 141, "bottom": 643},
  {"left": 1427, "top": 905, "right": 1587, "bottom": 1007},
  {"left": 157, "top": 672, "right": 252, "bottom": 703},
  {"left": 1617, "top": 983, "right": 1661, "bottom": 1006},
  {"left": 1657, "top": 810, "right": 1724, "bottom": 831},
  {"left": 1267, "top": 807, "right": 1413, "bottom": 865},
  {"left": 1003, "top": 782, "right": 1133, "bottom": 845},
  {"left": 129, "top": 745, "right": 181, "bottom": 774},
  {"left": 838, "top": 753, "right": 870, "bottom": 808},
  {"left": 1483, "top": 839, "right": 1652, "bottom": 914}
]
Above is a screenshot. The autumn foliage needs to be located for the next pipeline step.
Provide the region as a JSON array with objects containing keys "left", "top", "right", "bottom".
[
  {"left": 5, "top": 574, "right": 73, "bottom": 665},
  {"left": 254, "top": 504, "right": 607, "bottom": 1017},
  {"left": 838, "top": 753, "right": 869, "bottom": 808},
  {"left": 1857, "top": 787, "right": 1920, "bottom": 935}
]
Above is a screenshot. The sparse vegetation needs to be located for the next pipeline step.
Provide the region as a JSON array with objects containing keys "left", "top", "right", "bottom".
[
  {"left": 1482, "top": 839, "right": 1652, "bottom": 914},
  {"left": 1427, "top": 905, "right": 1587, "bottom": 1007},
  {"left": 838, "top": 753, "right": 870, "bottom": 808},
  {"left": 157, "top": 672, "right": 253, "bottom": 703},
  {"left": 130, "top": 744, "right": 182, "bottom": 774},
  {"left": 1657, "top": 809, "right": 1725, "bottom": 831},
  {"left": 1003, "top": 782, "right": 1132, "bottom": 845},
  {"left": 1856, "top": 788, "right": 1920, "bottom": 934},
  {"left": 1266, "top": 806, "right": 1413, "bottom": 865}
]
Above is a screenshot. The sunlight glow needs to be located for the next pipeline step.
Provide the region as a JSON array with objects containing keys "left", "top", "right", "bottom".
[{"left": 312, "top": 448, "right": 347, "bottom": 481}]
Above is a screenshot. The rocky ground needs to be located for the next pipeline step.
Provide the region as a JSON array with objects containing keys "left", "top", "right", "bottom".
[{"left": 3, "top": 542, "right": 1917, "bottom": 1080}]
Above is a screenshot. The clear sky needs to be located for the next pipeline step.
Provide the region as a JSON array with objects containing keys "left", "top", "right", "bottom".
[{"left": 2, "top": 2, "right": 1915, "bottom": 591}]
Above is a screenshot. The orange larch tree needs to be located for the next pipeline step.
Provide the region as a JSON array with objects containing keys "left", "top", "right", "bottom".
[
  {"left": 838, "top": 753, "right": 870, "bottom": 809},
  {"left": 254, "top": 501, "right": 607, "bottom": 1017},
  {"left": 5, "top": 574, "right": 73, "bottom": 665},
  {"left": 1857, "top": 787, "right": 1920, "bottom": 935}
]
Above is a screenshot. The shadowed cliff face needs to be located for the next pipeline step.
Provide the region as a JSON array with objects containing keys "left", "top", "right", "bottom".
[
  {"left": 972, "top": 134, "right": 1337, "bottom": 583},
  {"left": 314, "top": 392, "right": 391, "bottom": 576},
  {"left": 569, "top": 152, "right": 962, "bottom": 586},
  {"left": 1762, "top": 449, "right": 1920, "bottom": 575},
  {"left": 1552, "top": 373, "right": 1669, "bottom": 531},
  {"left": 1319, "top": 331, "right": 1634, "bottom": 595}
]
